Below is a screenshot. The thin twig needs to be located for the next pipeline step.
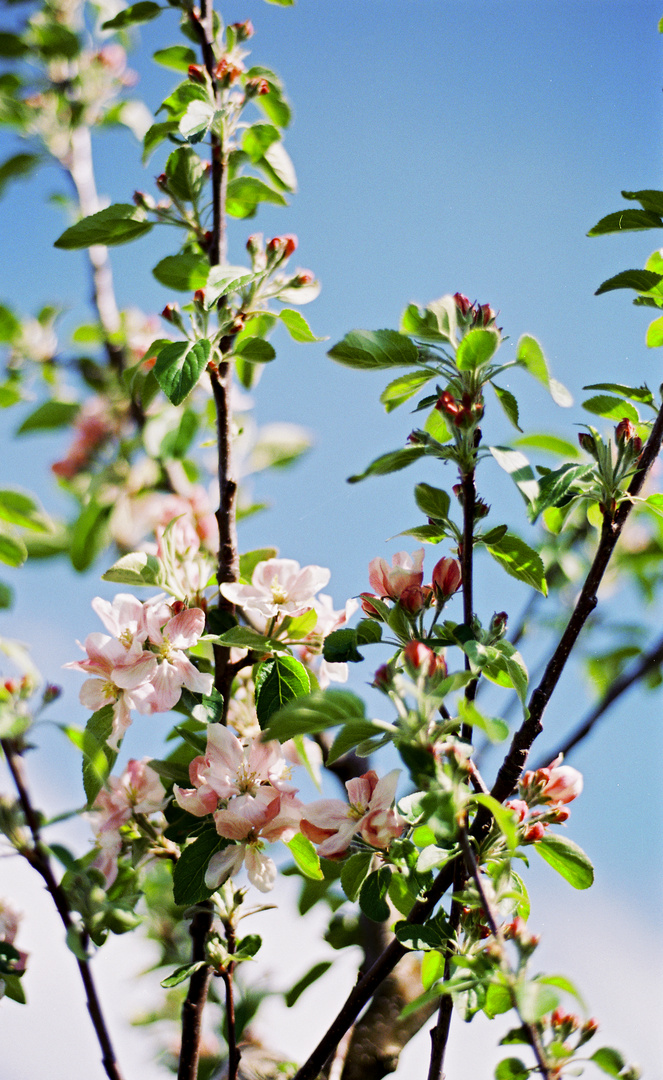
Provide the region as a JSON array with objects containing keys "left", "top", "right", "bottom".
[
  {"left": 532, "top": 626, "right": 663, "bottom": 769},
  {"left": 220, "top": 924, "right": 241, "bottom": 1080},
  {"left": 178, "top": 905, "right": 214, "bottom": 1080},
  {"left": 426, "top": 863, "right": 464, "bottom": 1080},
  {"left": 490, "top": 404, "right": 663, "bottom": 804},
  {"left": 1, "top": 739, "right": 125, "bottom": 1080}
]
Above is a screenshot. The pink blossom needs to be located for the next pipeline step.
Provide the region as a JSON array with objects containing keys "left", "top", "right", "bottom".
[
  {"left": 135, "top": 604, "right": 213, "bottom": 713},
  {"left": 431, "top": 557, "right": 462, "bottom": 601},
  {"left": 0, "top": 897, "right": 21, "bottom": 946},
  {"left": 173, "top": 725, "right": 294, "bottom": 816},
  {"left": 300, "top": 769, "right": 403, "bottom": 858},
  {"left": 297, "top": 593, "right": 359, "bottom": 688},
  {"left": 205, "top": 791, "right": 303, "bottom": 893},
  {"left": 51, "top": 397, "right": 118, "bottom": 480},
  {"left": 220, "top": 557, "right": 331, "bottom": 619},
  {"left": 521, "top": 754, "right": 583, "bottom": 806},
  {"left": 368, "top": 549, "right": 425, "bottom": 601},
  {"left": 88, "top": 759, "right": 165, "bottom": 885}
]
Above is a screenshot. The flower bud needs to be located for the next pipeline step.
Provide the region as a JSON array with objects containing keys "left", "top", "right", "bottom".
[
  {"left": 489, "top": 611, "right": 508, "bottom": 639},
  {"left": 161, "top": 303, "right": 179, "bottom": 323},
  {"left": 578, "top": 430, "right": 598, "bottom": 457},
  {"left": 290, "top": 270, "right": 315, "bottom": 287},
  {"left": 432, "top": 557, "right": 462, "bottom": 602},
  {"left": 188, "top": 64, "right": 206, "bottom": 83},
  {"left": 403, "top": 641, "right": 447, "bottom": 680},
  {"left": 615, "top": 417, "right": 635, "bottom": 444},
  {"left": 133, "top": 190, "right": 155, "bottom": 210},
  {"left": 246, "top": 233, "right": 263, "bottom": 255},
  {"left": 360, "top": 593, "right": 383, "bottom": 619},
  {"left": 372, "top": 664, "right": 393, "bottom": 691},
  {"left": 42, "top": 683, "right": 62, "bottom": 704},
  {"left": 399, "top": 584, "right": 428, "bottom": 615},
  {"left": 231, "top": 19, "right": 254, "bottom": 40},
  {"left": 267, "top": 234, "right": 297, "bottom": 259},
  {"left": 245, "top": 77, "right": 270, "bottom": 97},
  {"left": 505, "top": 798, "right": 528, "bottom": 823},
  {"left": 523, "top": 821, "right": 546, "bottom": 842},
  {"left": 436, "top": 390, "right": 460, "bottom": 417},
  {"left": 193, "top": 289, "right": 206, "bottom": 306},
  {"left": 453, "top": 292, "right": 472, "bottom": 318}
]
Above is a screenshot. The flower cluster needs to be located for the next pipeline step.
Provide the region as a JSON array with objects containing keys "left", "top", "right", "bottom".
[
  {"left": 0, "top": 896, "right": 27, "bottom": 999},
  {"left": 66, "top": 594, "right": 213, "bottom": 748},
  {"left": 169, "top": 725, "right": 403, "bottom": 893},
  {"left": 362, "top": 548, "right": 462, "bottom": 617},
  {"left": 88, "top": 759, "right": 166, "bottom": 885},
  {"left": 508, "top": 754, "right": 584, "bottom": 842}
]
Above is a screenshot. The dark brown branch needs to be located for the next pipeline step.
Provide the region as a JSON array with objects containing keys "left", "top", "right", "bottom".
[
  {"left": 220, "top": 924, "right": 241, "bottom": 1080},
  {"left": 532, "top": 627, "right": 663, "bottom": 769},
  {"left": 1, "top": 739, "right": 125, "bottom": 1080},
  {"left": 491, "top": 403, "right": 663, "bottom": 804},
  {"left": 178, "top": 905, "right": 214, "bottom": 1080},
  {"left": 426, "top": 864, "right": 464, "bottom": 1080}
]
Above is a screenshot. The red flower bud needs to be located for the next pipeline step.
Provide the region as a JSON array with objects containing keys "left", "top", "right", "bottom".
[
  {"left": 615, "top": 417, "right": 635, "bottom": 443},
  {"left": 267, "top": 234, "right": 297, "bottom": 258},
  {"left": 373, "top": 664, "right": 393, "bottom": 690},
  {"left": 523, "top": 821, "right": 546, "bottom": 842},
  {"left": 231, "top": 19, "right": 254, "bottom": 40},
  {"left": 453, "top": 292, "right": 471, "bottom": 317},
  {"left": 403, "top": 641, "right": 447, "bottom": 679},
  {"left": 245, "top": 77, "right": 270, "bottom": 97},
  {"left": 399, "top": 584, "right": 428, "bottom": 615},
  {"left": 360, "top": 593, "right": 383, "bottom": 619},
  {"left": 432, "top": 557, "right": 462, "bottom": 601},
  {"left": 187, "top": 64, "right": 206, "bottom": 83},
  {"left": 193, "top": 289, "right": 206, "bottom": 305},
  {"left": 161, "top": 303, "right": 179, "bottom": 323},
  {"left": 436, "top": 390, "right": 460, "bottom": 416},
  {"left": 291, "top": 270, "right": 315, "bottom": 286},
  {"left": 578, "top": 431, "right": 598, "bottom": 456}
]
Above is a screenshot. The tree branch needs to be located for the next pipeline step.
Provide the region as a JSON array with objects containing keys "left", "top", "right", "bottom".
[{"left": 1, "top": 739, "right": 125, "bottom": 1080}]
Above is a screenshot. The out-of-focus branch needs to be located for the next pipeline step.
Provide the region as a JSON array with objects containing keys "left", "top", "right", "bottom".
[
  {"left": 532, "top": 627, "right": 663, "bottom": 769},
  {"left": 1, "top": 739, "right": 125, "bottom": 1080},
  {"left": 490, "top": 403, "right": 663, "bottom": 805}
]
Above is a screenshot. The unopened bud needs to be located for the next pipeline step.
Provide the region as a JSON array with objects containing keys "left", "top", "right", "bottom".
[
  {"left": 133, "top": 190, "right": 154, "bottom": 209},
  {"left": 360, "top": 593, "right": 383, "bottom": 619},
  {"left": 193, "top": 289, "right": 206, "bottom": 305},
  {"left": 616, "top": 417, "right": 635, "bottom": 444},
  {"left": 42, "top": 684, "right": 62, "bottom": 704},
  {"left": 231, "top": 19, "right": 254, "bottom": 40},
  {"left": 161, "top": 303, "right": 179, "bottom": 323},
  {"left": 578, "top": 430, "right": 598, "bottom": 457},
  {"left": 523, "top": 821, "right": 546, "bottom": 842},
  {"left": 489, "top": 611, "right": 508, "bottom": 638},
  {"left": 432, "top": 557, "right": 462, "bottom": 602},
  {"left": 187, "top": 64, "right": 206, "bottom": 83},
  {"left": 373, "top": 664, "right": 393, "bottom": 690},
  {"left": 267, "top": 234, "right": 297, "bottom": 258},
  {"left": 403, "top": 641, "right": 447, "bottom": 680},
  {"left": 453, "top": 292, "right": 472, "bottom": 317},
  {"left": 245, "top": 77, "right": 270, "bottom": 97},
  {"left": 291, "top": 270, "right": 315, "bottom": 287}
]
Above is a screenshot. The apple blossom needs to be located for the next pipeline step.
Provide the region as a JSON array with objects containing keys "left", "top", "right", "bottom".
[
  {"left": 173, "top": 724, "right": 295, "bottom": 817},
  {"left": 431, "top": 557, "right": 462, "bottom": 602},
  {"left": 300, "top": 769, "right": 404, "bottom": 858},
  {"left": 88, "top": 759, "right": 165, "bottom": 885},
  {"left": 205, "top": 791, "right": 302, "bottom": 893},
  {"left": 296, "top": 593, "right": 359, "bottom": 688},
  {"left": 520, "top": 754, "right": 583, "bottom": 807},
  {"left": 368, "top": 549, "right": 425, "bottom": 602},
  {"left": 220, "top": 557, "right": 331, "bottom": 619}
]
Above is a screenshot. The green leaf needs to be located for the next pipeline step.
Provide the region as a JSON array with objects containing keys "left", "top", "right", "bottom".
[
  {"left": 514, "top": 433, "right": 580, "bottom": 458},
  {"left": 472, "top": 793, "right": 519, "bottom": 851},
  {"left": 264, "top": 689, "right": 366, "bottom": 742},
  {"left": 588, "top": 209, "right": 663, "bottom": 236},
  {"left": 647, "top": 316, "right": 663, "bottom": 347},
  {"left": 255, "top": 656, "right": 310, "bottom": 727},
  {"left": 261, "top": 139, "right": 297, "bottom": 192},
  {"left": 359, "top": 867, "right": 392, "bottom": 922},
  {"left": 456, "top": 328, "right": 500, "bottom": 370},
  {"left": 179, "top": 100, "right": 217, "bottom": 143},
  {"left": 102, "top": 2, "right": 162, "bottom": 30},
  {"left": 484, "top": 981, "right": 513, "bottom": 1018},
  {"left": 68, "top": 705, "right": 116, "bottom": 806},
  {"left": 205, "top": 265, "right": 255, "bottom": 305},
  {"left": 495, "top": 1057, "right": 529, "bottom": 1080},
  {"left": 590, "top": 1048, "right": 627, "bottom": 1077},
  {"left": 489, "top": 445, "right": 540, "bottom": 503},
  {"left": 0, "top": 305, "right": 20, "bottom": 344},
  {"left": 457, "top": 699, "right": 509, "bottom": 743},
  {"left": 595, "top": 269, "right": 663, "bottom": 296},
  {"left": 400, "top": 296, "right": 457, "bottom": 343},
  {"left": 286, "top": 833, "right": 323, "bottom": 881},
  {"left": 212, "top": 625, "right": 285, "bottom": 653},
  {"left": 414, "top": 482, "right": 451, "bottom": 521},
  {"left": 153, "top": 253, "right": 209, "bottom": 292},
  {"left": 395, "top": 921, "right": 447, "bottom": 951},
  {"left": 17, "top": 400, "right": 79, "bottom": 434},
  {"left": 153, "top": 45, "right": 197, "bottom": 72},
  {"left": 101, "top": 552, "right": 162, "bottom": 587},
  {"left": 421, "top": 950, "right": 445, "bottom": 990},
  {"left": 621, "top": 188, "right": 663, "bottom": 215},
  {"left": 142, "top": 120, "right": 180, "bottom": 163},
  {"left": 154, "top": 339, "right": 211, "bottom": 405},
  {"left": 515, "top": 980, "right": 559, "bottom": 1023},
  {"left": 380, "top": 370, "right": 433, "bottom": 412},
  {"left": 233, "top": 337, "right": 276, "bottom": 363},
  {"left": 160, "top": 961, "right": 207, "bottom": 988},
  {"left": 582, "top": 395, "right": 639, "bottom": 423},
  {"left": 515, "top": 335, "right": 572, "bottom": 407},
  {"left": 279, "top": 308, "right": 325, "bottom": 343},
  {"left": 69, "top": 501, "right": 111, "bottom": 572},
  {"left": 340, "top": 852, "right": 373, "bottom": 901},
  {"left": 529, "top": 462, "right": 594, "bottom": 522},
  {"left": 226, "top": 176, "right": 287, "bottom": 218},
  {"left": 493, "top": 384, "right": 522, "bottom": 431},
  {"left": 242, "top": 122, "right": 280, "bottom": 162},
  {"left": 348, "top": 446, "right": 426, "bottom": 484},
  {"left": 328, "top": 329, "right": 419, "bottom": 370},
  {"left": 0, "top": 580, "right": 13, "bottom": 608},
  {"left": 328, "top": 720, "right": 394, "bottom": 763},
  {"left": 54, "top": 204, "right": 152, "bottom": 250},
  {"left": 483, "top": 532, "right": 547, "bottom": 595},
  {"left": 535, "top": 834, "right": 594, "bottom": 889},
  {"left": 284, "top": 961, "right": 332, "bottom": 1007},
  {"left": 0, "top": 490, "right": 48, "bottom": 532},
  {"left": 0, "top": 153, "right": 41, "bottom": 198},
  {"left": 583, "top": 382, "right": 654, "bottom": 406},
  {"left": 0, "top": 32, "right": 28, "bottom": 58},
  {"left": 173, "top": 826, "right": 228, "bottom": 905}
]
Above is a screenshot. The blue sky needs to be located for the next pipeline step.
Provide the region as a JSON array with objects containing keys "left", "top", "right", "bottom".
[{"left": 1, "top": 2, "right": 662, "bottom": 1075}]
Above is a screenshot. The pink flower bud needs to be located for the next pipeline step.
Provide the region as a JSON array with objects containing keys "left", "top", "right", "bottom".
[
  {"left": 523, "top": 821, "right": 546, "bottom": 842},
  {"left": 616, "top": 417, "right": 635, "bottom": 444},
  {"left": 505, "top": 798, "right": 529, "bottom": 823},
  {"left": 188, "top": 64, "right": 206, "bottom": 83},
  {"left": 453, "top": 292, "right": 472, "bottom": 317},
  {"left": 231, "top": 19, "right": 254, "bottom": 40},
  {"left": 431, "top": 557, "right": 462, "bottom": 601},
  {"left": 403, "top": 641, "right": 447, "bottom": 679},
  {"left": 291, "top": 270, "right": 315, "bottom": 286},
  {"left": 245, "top": 77, "right": 270, "bottom": 97},
  {"left": 360, "top": 593, "right": 383, "bottom": 619},
  {"left": 436, "top": 390, "right": 461, "bottom": 417},
  {"left": 368, "top": 549, "right": 424, "bottom": 601},
  {"left": 373, "top": 664, "right": 393, "bottom": 690},
  {"left": 534, "top": 754, "right": 583, "bottom": 805},
  {"left": 399, "top": 584, "right": 428, "bottom": 615}
]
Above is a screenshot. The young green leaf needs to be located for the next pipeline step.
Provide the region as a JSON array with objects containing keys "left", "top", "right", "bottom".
[
  {"left": 359, "top": 866, "right": 392, "bottom": 922},
  {"left": 492, "top": 384, "right": 522, "bottom": 432},
  {"left": 153, "top": 339, "right": 211, "bottom": 406},
  {"left": 380, "top": 370, "right": 433, "bottom": 412},
  {"left": 456, "top": 328, "right": 500, "bottom": 370},
  {"left": 17, "top": 400, "right": 80, "bottom": 434},
  {"left": 172, "top": 826, "right": 228, "bottom": 905},
  {"left": 153, "top": 45, "right": 197, "bottom": 72},
  {"left": 54, "top": 204, "right": 152, "bottom": 249},
  {"left": 414, "top": 482, "right": 451, "bottom": 521},
  {"left": 340, "top": 851, "right": 373, "bottom": 901},
  {"left": 284, "top": 961, "right": 332, "bottom": 1007},
  {"left": 102, "top": 2, "right": 162, "bottom": 30},
  {"left": 101, "top": 552, "right": 163, "bottom": 588},
  {"left": 153, "top": 254, "right": 209, "bottom": 292},
  {"left": 588, "top": 210, "right": 663, "bottom": 236},
  {"left": 328, "top": 329, "right": 420, "bottom": 370},
  {"left": 263, "top": 689, "right": 366, "bottom": 742},
  {"left": 279, "top": 308, "right": 326, "bottom": 343},
  {"left": 348, "top": 446, "right": 426, "bottom": 484},
  {"left": 255, "top": 655, "right": 311, "bottom": 726},
  {"left": 595, "top": 268, "right": 663, "bottom": 295},
  {"left": 534, "top": 834, "right": 594, "bottom": 889},
  {"left": 483, "top": 532, "right": 548, "bottom": 595},
  {"left": 590, "top": 1048, "right": 627, "bottom": 1076},
  {"left": 286, "top": 833, "right": 324, "bottom": 881},
  {"left": 226, "top": 176, "right": 287, "bottom": 218}
]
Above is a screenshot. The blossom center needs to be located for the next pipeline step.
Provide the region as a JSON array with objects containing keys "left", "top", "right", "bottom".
[
  {"left": 158, "top": 636, "right": 175, "bottom": 663},
  {"left": 119, "top": 629, "right": 134, "bottom": 649},
  {"left": 270, "top": 575, "right": 289, "bottom": 605}
]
